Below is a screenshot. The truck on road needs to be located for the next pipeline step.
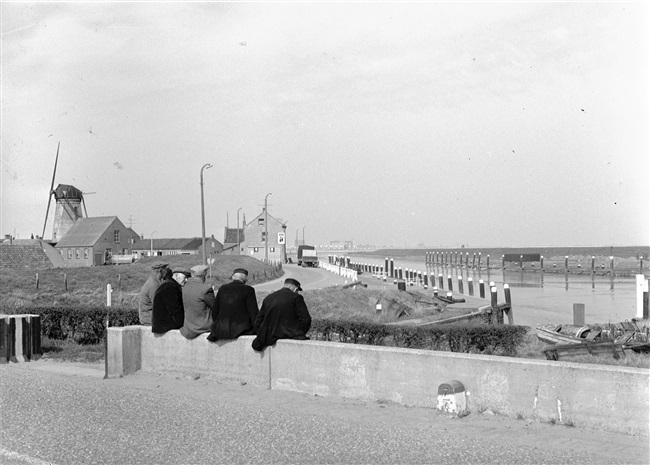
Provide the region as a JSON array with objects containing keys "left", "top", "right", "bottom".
[{"left": 297, "top": 245, "right": 318, "bottom": 267}]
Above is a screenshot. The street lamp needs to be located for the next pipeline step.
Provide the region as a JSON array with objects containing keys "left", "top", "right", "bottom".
[
  {"left": 236, "top": 207, "right": 242, "bottom": 255},
  {"left": 200, "top": 163, "right": 213, "bottom": 265},
  {"left": 150, "top": 231, "right": 156, "bottom": 257},
  {"left": 264, "top": 193, "right": 272, "bottom": 262}
]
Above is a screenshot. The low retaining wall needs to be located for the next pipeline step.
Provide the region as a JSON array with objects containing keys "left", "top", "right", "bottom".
[{"left": 108, "top": 326, "right": 649, "bottom": 436}]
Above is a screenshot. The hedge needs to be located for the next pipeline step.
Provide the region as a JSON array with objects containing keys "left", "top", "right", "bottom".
[{"left": 3, "top": 306, "right": 529, "bottom": 355}]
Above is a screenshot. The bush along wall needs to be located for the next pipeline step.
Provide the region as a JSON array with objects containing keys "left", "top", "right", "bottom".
[
  {"left": 2, "top": 306, "right": 529, "bottom": 356},
  {"left": 309, "top": 319, "right": 529, "bottom": 356}
]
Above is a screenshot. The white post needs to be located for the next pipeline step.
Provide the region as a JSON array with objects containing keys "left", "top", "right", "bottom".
[
  {"left": 106, "top": 284, "right": 112, "bottom": 307},
  {"left": 636, "top": 275, "right": 648, "bottom": 318}
]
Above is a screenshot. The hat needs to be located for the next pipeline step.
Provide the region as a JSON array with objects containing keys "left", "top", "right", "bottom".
[
  {"left": 151, "top": 262, "right": 168, "bottom": 270},
  {"left": 233, "top": 268, "right": 248, "bottom": 276},
  {"left": 173, "top": 268, "right": 192, "bottom": 277},
  {"left": 190, "top": 265, "right": 209, "bottom": 276},
  {"left": 284, "top": 278, "right": 302, "bottom": 291}
]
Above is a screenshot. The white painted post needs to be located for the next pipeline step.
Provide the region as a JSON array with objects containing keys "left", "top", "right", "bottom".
[{"left": 106, "top": 284, "right": 112, "bottom": 307}]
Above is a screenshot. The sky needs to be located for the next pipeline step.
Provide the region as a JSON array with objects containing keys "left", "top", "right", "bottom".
[{"left": 1, "top": 2, "right": 649, "bottom": 248}]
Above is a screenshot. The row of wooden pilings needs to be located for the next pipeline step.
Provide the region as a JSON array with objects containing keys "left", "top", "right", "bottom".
[{"left": 327, "top": 255, "right": 513, "bottom": 324}]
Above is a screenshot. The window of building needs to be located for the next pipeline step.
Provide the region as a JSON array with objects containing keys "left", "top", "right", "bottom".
[
  {"left": 84, "top": 248, "right": 89, "bottom": 259},
  {"left": 258, "top": 218, "right": 264, "bottom": 225},
  {"left": 75, "top": 248, "right": 80, "bottom": 259},
  {"left": 114, "top": 230, "right": 120, "bottom": 243},
  {"left": 270, "top": 247, "right": 275, "bottom": 252},
  {"left": 67, "top": 249, "right": 72, "bottom": 259},
  {"left": 253, "top": 247, "right": 259, "bottom": 252},
  {"left": 261, "top": 232, "right": 266, "bottom": 242},
  {"left": 60, "top": 249, "right": 65, "bottom": 257}
]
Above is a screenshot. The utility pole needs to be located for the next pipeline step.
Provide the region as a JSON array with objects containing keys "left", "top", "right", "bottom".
[
  {"left": 237, "top": 207, "right": 242, "bottom": 255},
  {"left": 200, "top": 163, "right": 213, "bottom": 265}
]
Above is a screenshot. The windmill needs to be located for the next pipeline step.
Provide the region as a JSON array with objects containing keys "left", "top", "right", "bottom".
[{"left": 41, "top": 142, "right": 90, "bottom": 242}]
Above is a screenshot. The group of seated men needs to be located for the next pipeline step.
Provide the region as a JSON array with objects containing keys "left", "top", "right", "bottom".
[{"left": 138, "top": 262, "right": 311, "bottom": 351}]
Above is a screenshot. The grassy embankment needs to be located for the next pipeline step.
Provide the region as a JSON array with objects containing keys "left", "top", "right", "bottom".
[{"left": 1, "top": 255, "right": 648, "bottom": 368}]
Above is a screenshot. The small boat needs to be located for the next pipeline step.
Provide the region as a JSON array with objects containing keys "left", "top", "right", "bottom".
[{"left": 536, "top": 325, "right": 591, "bottom": 345}]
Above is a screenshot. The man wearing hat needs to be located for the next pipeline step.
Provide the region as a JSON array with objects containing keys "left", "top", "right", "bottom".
[
  {"left": 180, "top": 264, "right": 216, "bottom": 339},
  {"left": 152, "top": 268, "right": 185, "bottom": 334},
  {"left": 207, "top": 268, "right": 258, "bottom": 342},
  {"left": 251, "top": 278, "right": 311, "bottom": 351},
  {"left": 138, "top": 262, "right": 169, "bottom": 325},
  {"left": 172, "top": 268, "right": 191, "bottom": 287}
]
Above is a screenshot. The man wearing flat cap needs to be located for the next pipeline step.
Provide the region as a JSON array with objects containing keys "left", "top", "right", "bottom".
[
  {"left": 251, "top": 278, "right": 311, "bottom": 351},
  {"left": 152, "top": 268, "right": 184, "bottom": 334},
  {"left": 180, "top": 265, "right": 216, "bottom": 339},
  {"left": 172, "top": 269, "right": 191, "bottom": 287},
  {"left": 138, "top": 262, "right": 169, "bottom": 325},
  {"left": 207, "top": 268, "right": 259, "bottom": 342}
]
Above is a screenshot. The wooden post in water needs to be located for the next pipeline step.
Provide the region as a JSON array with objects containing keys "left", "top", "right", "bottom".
[
  {"left": 447, "top": 275, "right": 453, "bottom": 292},
  {"left": 465, "top": 253, "right": 469, "bottom": 268},
  {"left": 504, "top": 284, "right": 513, "bottom": 324},
  {"left": 390, "top": 259, "right": 394, "bottom": 278},
  {"left": 565, "top": 256, "right": 569, "bottom": 273},
  {"left": 472, "top": 253, "right": 476, "bottom": 269},
  {"left": 479, "top": 279, "right": 485, "bottom": 298},
  {"left": 423, "top": 273, "right": 428, "bottom": 289},
  {"left": 477, "top": 252, "right": 481, "bottom": 270},
  {"left": 501, "top": 255, "right": 505, "bottom": 269},
  {"left": 573, "top": 303, "right": 585, "bottom": 326},
  {"left": 591, "top": 256, "right": 595, "bottom": 275},
  {"left": 486, "top": 254, "right": 490, "bottom": 270},
  {"left": 520, "top": 255, "right": 524, "bottom": 271},
  {"left": 640, "top": 258, "right": 644, "bottom": 274},
  {"left": 540, "top": 255, "right": 544, "bottom": 271},
  {"left": 439, "top": 273, "right": 444, "bottom": 290},
  {"left": 610, "top": 256, "right": 615, "bottom": 275},
  {"left": 468, "top": 277, "right": 474, "bottom": 296},
  {"left": 457, "top": 275, "right": 463, "bottom": 294},
  {"left": 433, "top": 287, "right": 439, "bottom": 297}
]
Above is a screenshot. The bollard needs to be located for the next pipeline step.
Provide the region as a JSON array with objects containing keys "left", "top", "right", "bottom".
[
  {"left": 573, "top": 303, "right": 585, "bottom": 326},
  {"left": 478, "top": 252, "right": 481, "bottom": 270},
  {"left": 447, "top": 275, "right": 453, "bottom": 292},
  {"left": 457, "top": 276, "right": 463, "bottom": 294},
  {"left": 540, "top": 255, "right": 544, "bottom": 271},
  {"left": 423, "top": 273, "right": 429, "bottom": 288},
  {"left": 486, "top": 254, "right": 490, "bottom": 270},
  {"left": 390, "top": 259, "right": 394, "bottom": 278},
  {"left": 591, "top": 256, "right": 595, "bottom": 275},
  {"left": 447, "top": 292, "right": 453, "bottom": 301},
  {"left": 437, "top": 380, "right": 466, "bottom": 415},
  {"left": 472, "top": 253, "right": 476, "bottom": 269},
  {"left": 465, "top": 253, "right": 469, "bottom": 268},
  {"left": 433, "top": 287, "right": 438, "bottom": 297},
  {"left": 501, "top": 255, "right": 505, "bottom": 269},
  {"left": 610, "top": 256, "right": 615, "bottom": 274},
  {"left": 504, "top": 284, "right": 513, "bottom": 325},
  {"left": 439, "top": 273, "right": 444, "bottom": 290},
  {"left": 479, "top": 279, "right": 485, "bottom": 298},
  {"left": 376, "top": 303, "right": 382, "bottom": 314},
  {"left": 468, "top": 277, "right": 474, "bottom": 296},
  {"left": 106, "top": 284, "right": 112, "bottom": 307},
  {"left": 520, "top": 255, "right": 524, "bottom": 271},
  {"left": 565, "top": 256, "right": 569, "bottom": 273}
]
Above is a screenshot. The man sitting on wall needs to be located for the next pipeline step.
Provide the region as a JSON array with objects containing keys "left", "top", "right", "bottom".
[
  {"left": 138, "top": 262, "right": 169, "bottom": 325},
  {"left": 180, "top": 265, "right": 216, "bottom": 339},
  {"left": 251, "top": 278, "right": 311, "bottom": 351},
  {"left": 207, "top": 268, "right": 258, "bottom": 342},
  {"left": 152, "top": 268, "right": 185, "bottom": 334}
]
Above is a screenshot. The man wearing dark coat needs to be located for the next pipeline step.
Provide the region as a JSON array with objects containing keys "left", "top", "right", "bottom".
[
  {"left": 207, "top": 268, "right": 258, "bottom": 342},
  {"left": 252, "top": 278, "right": 311, "bottom": 351},
  {"left": 151, "top": 268, "right": 185, "bottom": 334},
  {"left": 180, "top": 265, "right": 216, "bottom": 339}
]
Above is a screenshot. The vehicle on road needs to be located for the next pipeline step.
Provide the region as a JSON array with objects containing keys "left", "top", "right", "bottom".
[{"left": 297, "top": 245, "right": 318, "bottom": 267}]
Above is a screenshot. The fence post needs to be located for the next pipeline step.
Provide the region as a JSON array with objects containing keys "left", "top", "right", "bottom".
[
  {"left": 106, "top": 284, "right": 112, "bottom": 307},
  {"left": 36, "top": 273, "right": 39, "bottom": 290},
  {"left": 491, "top": 286, "right": 501, "bottom": 324},
  {"left": 457, "top": 275, "right": 463, "bottom": 294},
  {"left": 468, "top": 277, "right": 474, "bottom": 296},
  {"left": 479, "top": 279, "right": 485, "bottom": 298},
  {"left": 64, "top": 273, "right": 68, "bottom": 292}
]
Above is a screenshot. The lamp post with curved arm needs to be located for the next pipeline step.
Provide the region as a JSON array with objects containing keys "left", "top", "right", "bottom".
[
  {"left": 237, "top": 207, "right": 242, "bottom": 255},
  {"left": 200, "top": 163, "right": 213, "bottom": 265},
  {"left": 264, "top": 193, "right": 272, "bottom": 262}
]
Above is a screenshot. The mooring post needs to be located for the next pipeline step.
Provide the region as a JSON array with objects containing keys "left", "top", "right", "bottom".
[
  {"left": 520, "top": 255, "right": 524, "bottom": 271},
  {"left": 468, "top": 277, "right": 474, "bottom": 296},
  {"left": 423, "top": 273, "right": 428, "bottom": 289},
  {"left": 457, "top": 275, "right": 463, "bottom": 294},
  {"left": 610, "top": 256, "right": 615, "bottom": 275},
  {"left": 472, "top": 253, "right": 476, "bottom": 269},
  {"left": 447, "top": 275, "right": 453, "bottom": 292},
  {"left": 478, "top": 252, "right": 482, "bottom": 270},
  {"left": 439, "top": 273, "right": 444, "bottom": 289},
  {"left": 501, "top": 255, "right": 505, "bottom": 269},
  {"left": 433, "top": 287, "right": 439, "bottom": 297},
  {"left": 565, "top": 256, "right": 569, "bottom": 273},
  {"left": 465, "top": 253, "right": 469, "bottom": 268},
  {"left": 486, "top": 254, "right": 490, "bottom": 270},
  {"left": 489, "top": 286, "right": 498, "bottom": 324},
  {"left": 479, "top": 279, "right": 485, "bottom": 298},
  {"left": 540, "top": 255, "right": 544, "bottom": 271},
  {"left": 504, "top": 284, "right": 513, "bottom": 324}
]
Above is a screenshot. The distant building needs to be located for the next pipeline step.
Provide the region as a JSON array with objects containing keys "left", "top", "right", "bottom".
[
  {"left": 222, "top": 227, "right": 245, "bottom": 255},
  {"left": 55, "top": 216, "right": 141, "bottom": 267},
  {"left": 243, "top": 209, "right": 286, "bottom": 263},
  {"left": 0, "top": 238, "right": 66, "bottom": 270},
  {"left": 131, "top": 235, "right": 223, "bottom": 259},
  {"left": 330, "top": 240, "right": 354, "bottom": 250}
]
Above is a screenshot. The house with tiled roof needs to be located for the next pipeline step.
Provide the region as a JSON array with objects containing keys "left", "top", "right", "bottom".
[
  {"left": 243, "top": 209, "right": 287, "bottom": 263},
  {"left": 131, "top": 235, "right": 223, "bottom": 259},
  {"left": 54, "top": 216, "right": 140, "bottom": 267},
  {"left": 222, "top": 227, "right": 245, "bottom": 255}
]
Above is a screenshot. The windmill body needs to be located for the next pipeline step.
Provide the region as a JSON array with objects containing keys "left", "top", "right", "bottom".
[{"left": 51, "top": 184, "right": 85, "bottom": 241}]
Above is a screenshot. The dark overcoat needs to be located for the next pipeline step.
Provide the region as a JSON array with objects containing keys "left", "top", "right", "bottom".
[
  {"left": 207, "top": 280, "right": 259, "bottom": 341},
  {"left": 151, "top": 279, "right": 185, "bottom": 334},
  {"left": 252, "top": 287, "right": 311, "bottom": 351}
]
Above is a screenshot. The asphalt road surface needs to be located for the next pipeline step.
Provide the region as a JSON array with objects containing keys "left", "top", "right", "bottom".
[
  {"left": 253, "top": 263, "right": 352, "bottom": 293},
  {"left": 2, "top": 362, "right": 647, "bottom": 465}
]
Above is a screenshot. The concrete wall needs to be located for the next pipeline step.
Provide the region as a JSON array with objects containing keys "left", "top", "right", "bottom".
[{"left": 108, "top": 326, "right": 650, "bottom": 437}]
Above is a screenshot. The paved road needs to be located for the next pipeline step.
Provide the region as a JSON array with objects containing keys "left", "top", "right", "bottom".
[
  {"left": 254, "top": 263, "right": 352, "bottom": 293},
  {"left": 2, "top": 363, "right": 647, "bottom": 465}
]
